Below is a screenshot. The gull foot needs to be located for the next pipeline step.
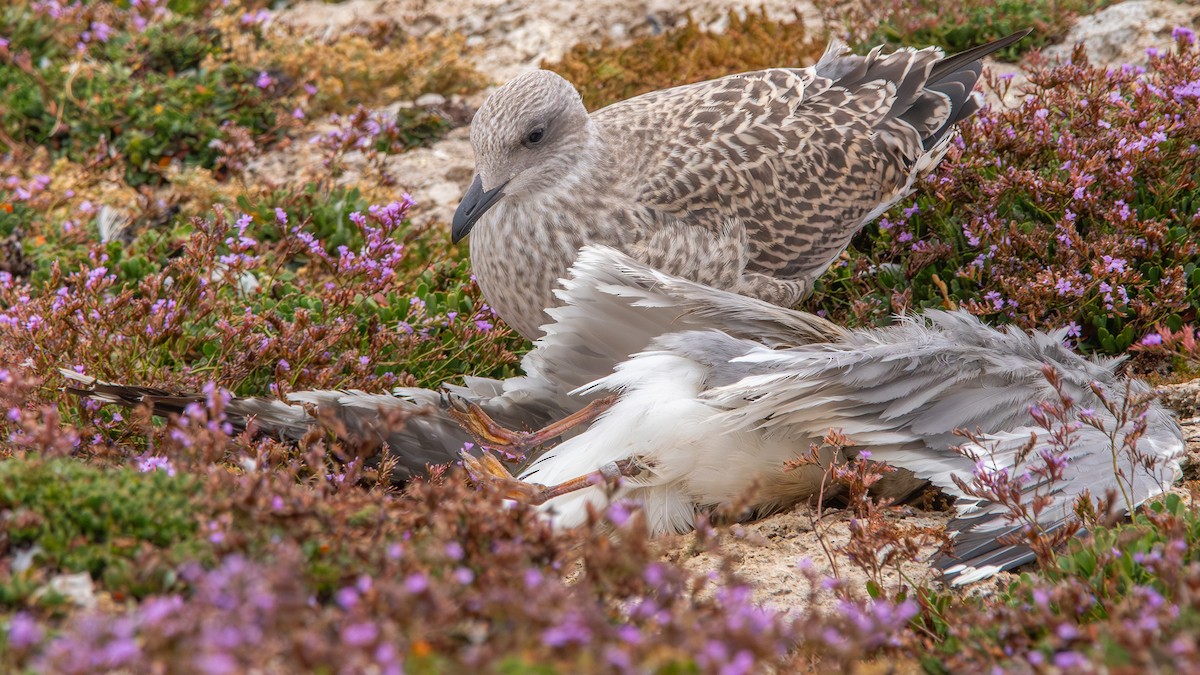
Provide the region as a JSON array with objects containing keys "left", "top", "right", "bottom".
[
  {"left": 447, "top": 394, "right": 617, "bottom": 460},
  {"left": 462, "top": 449, "right": 649, "bottom": 506}
]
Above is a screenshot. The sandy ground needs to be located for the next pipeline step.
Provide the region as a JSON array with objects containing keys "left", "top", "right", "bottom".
[{"left": 251, "top": 0, "right": 1200, "bottom": 607}]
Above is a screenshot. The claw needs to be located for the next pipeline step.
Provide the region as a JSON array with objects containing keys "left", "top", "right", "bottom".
[
  {"left": 447, "top": 394, "right": 618, "bottom": 460},
  {"left": 461, "top": 449, "right": 553, "bottom": 504},
  {"left": 462, "top": 448, "right": 650, "bottom": 507},
  {"left": 447, "top": 395, "right": 527, "bottom": 451}
]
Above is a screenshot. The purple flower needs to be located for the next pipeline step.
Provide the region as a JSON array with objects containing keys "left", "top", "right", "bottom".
[
  {"left": 1174, "top": 81, "right": 1200, "bottom": 100},
  {"left": 453, "top": 567, "right": 474, "bottom": 585},
  {"left": 444, "top": 541, "right": 464, "bottom": 561},
  {"left": 1141, "top": 333, "right": 1163, "bottom": 346},
  {"left": 605, "top": 646, "right": 633, "bottom": 670},
  {"left": 90, "top": 21, "right": 111, "bottom": 42},
  {"left": 241, "top": 9, "right": 270, "bottom": 25},
  {"left": 341, "top": 622, "right": 379, "bottom": 647},
  {"left": 1173, "top": 26, "right": 1196, "bottom": 45},
  {"left": 1032, "top": 587, "right": 1050, "bottom": 608},
  {"left": 136, "top": 455, "right": 176, "bottom": 476},
  {"left": 541, "top": 612, "right": 592, "bottom": 648},
  {"left": 721, "top": 651, "right": 755, "bottom": 675},
  {"left": 702, "top": 639, "right": 729, "bottom": 665},
  {"left": 7, "top": 612, "right": 42, "bottom": 649},
  {"left": 194, "top": 653, "right": 238, "bottom": 674},
  {"left": 335, "top": 585, "right": 359, "bottom": 609},
  {"left": 404, "top": 573, "right": 428, "bottom": 594},
  {"left": 138, "top": 595, "right": 183, "bottom": 624},
  {"left": 274, "top": 208, "right": 287, "bottom": 225},
  {"left": 617, "top": 624, "right": 642, "bottom": 644},
  {"left": 643, "top": 562, "right": 666, "bottom": 588},
  {"left": 255, "top": 71, "right": 273, "bottom": 89},
  {"left": 606, "top": 500, "right": 633, "bottom": 527},
  {"left": 1053, "top": 651, "right": 1088, "bottom": 669},
  {"left": 524, "top": 568, "right": 542, "bottom": 589},
  {"left": 1114, "top": 200, "right": 1132, "bottom": 221}
]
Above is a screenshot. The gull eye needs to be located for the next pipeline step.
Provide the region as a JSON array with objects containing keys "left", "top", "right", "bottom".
[{"left": 525, "top": 127, "right": 546, "bottom": 146}]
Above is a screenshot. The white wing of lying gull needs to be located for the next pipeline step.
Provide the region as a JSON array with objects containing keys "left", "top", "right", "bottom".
[
  {"left": 498, "top": 246, "right": 1184, "bottom": 585},
  {"left": 454, "top": 30, "right": 1031, "bottom": 339}
]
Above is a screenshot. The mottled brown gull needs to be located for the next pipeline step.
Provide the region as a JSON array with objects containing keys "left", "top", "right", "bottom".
[
  {"left": 452, "top": 30, "right": 1031, "bottom": 339},
  {"left": 65, "top": 244, "right": 1183, "bottom": 584}
]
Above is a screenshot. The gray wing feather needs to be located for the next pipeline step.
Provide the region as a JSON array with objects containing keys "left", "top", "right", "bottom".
[
  {"left": 694, "top": 311, "right": 1182, "bottom": 583},
  {"left": 523, "top": 245, "right": 846, "bottom": 395},
  {"left": 60, "top": 370, "right": 568, "bottom": 481},
  {"left": 57, "top": 245, "right": 840, "bottom": 481}
]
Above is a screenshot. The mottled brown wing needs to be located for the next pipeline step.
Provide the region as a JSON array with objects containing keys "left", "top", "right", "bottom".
[
  {"left": 594, "top": 58, "right": 937, "bottom": 282},
  {"left": 592, "top": 32, "right": 1029, "bottom": 283}
]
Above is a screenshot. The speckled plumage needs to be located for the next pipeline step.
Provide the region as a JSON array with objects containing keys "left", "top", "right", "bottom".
[{"left": 459, "top": 31, "right": 1030, "bottom": 339}]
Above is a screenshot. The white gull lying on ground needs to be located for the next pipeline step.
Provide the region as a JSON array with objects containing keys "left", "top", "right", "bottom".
[
  {"left": 463, "top": 246, "right": 1183, "bottom": 585},
  {"left": 64, "top": 245, "right": 1184, "bottom": 585}
]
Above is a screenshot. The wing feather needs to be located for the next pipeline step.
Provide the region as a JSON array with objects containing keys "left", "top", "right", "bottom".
[{"left": 595, "top": 31, "right": 1030, "bottom": 282}]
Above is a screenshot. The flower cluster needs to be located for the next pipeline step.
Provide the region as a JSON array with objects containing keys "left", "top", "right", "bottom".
[
  {"left": 313, "top": 106, "right": 450, "bottom": 185},
  {"left": 815, "top": 34, "right": 1200, "bottom": 354}
]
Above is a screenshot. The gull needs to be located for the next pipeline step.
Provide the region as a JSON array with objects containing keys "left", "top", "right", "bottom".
[
  {"left": 460, "top": 246, "right": 1183, "bottom": 585},
  {"left": 65, "top": 246, "right": 1184, "bottom": 584},
  {"left": 452, "top": 30, "right": 1031, "bottom": 339}
]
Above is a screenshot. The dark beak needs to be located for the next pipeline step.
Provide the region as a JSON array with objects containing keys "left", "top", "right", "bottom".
[{"left": 451, "top": 175, "right": 506, "bottom": 244}]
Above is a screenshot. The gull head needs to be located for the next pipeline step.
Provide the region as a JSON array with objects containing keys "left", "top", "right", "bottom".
[{"left": 452, "top": 70, "right": 591, "bottom": 243}]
